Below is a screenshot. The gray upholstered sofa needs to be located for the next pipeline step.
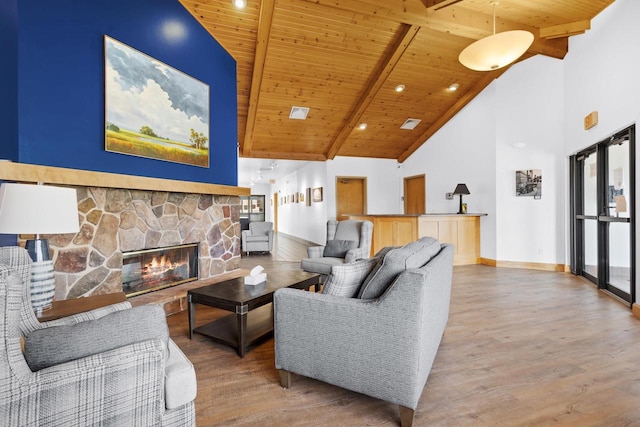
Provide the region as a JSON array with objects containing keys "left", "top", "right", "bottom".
[
  {"left": 0, "top": 246, "right": 196, "bottom": 426},
  {"left": 241, "top": 221, "right": 274, "bottom": 255},
  {"left": 275, "top": 237, "right": 454, "bottom": 427}
]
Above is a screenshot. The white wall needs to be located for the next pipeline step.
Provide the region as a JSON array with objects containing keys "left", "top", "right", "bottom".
[
  {"left": 272, "top": 161, "right": 328, "bottom": 245},
  {"left": 402, "top": 85, "right": 498, "bottom": 259},
  {"left": 495, "top": 55, "right": 565, "bottom": 264},
  {"left": 270, "top": 157, "right": 400, "bottom": 245},
  {"left": 326, "top": 157, "right": 402, "bottom": 217},
  {"left": 564, "top": 0, "right": 640, "bottom": 155}
]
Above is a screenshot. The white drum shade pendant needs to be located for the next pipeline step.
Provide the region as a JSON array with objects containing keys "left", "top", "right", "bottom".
[{"left": 459, "top": 2, "right": 534, "bottom": 71}]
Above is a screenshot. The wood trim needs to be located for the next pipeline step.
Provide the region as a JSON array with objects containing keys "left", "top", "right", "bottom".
[
  {"left": 244, "top": 150, "right": 326, "bottom": 162},
  {"left": 241, "top": 0, "right": 276, "bottom": 156},
  {"left": 481, "top": 258, "right": 566, "bottom": 273},
  {"left": 632, "top": 303, "right": 640, "bottom": 320},
  {"left": 540, "top": 19, "right": 591, "bottom": 39},
  {"left": 0, "top": 162, "right": 250, "bottom": 196},
  {"left": 480, "top": 258, "right": 497, "bottom": 267}
]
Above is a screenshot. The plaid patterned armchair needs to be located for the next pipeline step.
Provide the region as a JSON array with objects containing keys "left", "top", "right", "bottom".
[
  {"left": 301, "top": 220, "right": 373, "bottom": 276},
  {"left": 0, "top": 246, "right": 196, "bottom": 426}
]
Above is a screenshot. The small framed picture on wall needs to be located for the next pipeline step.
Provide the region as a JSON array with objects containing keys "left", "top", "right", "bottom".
[{"left": 312, "top": 187, "right": 323, "bottom": 203}]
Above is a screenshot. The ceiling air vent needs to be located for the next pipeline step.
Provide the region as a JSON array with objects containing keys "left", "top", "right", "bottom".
[
  {"left": 400, "top": 118, "right": 421, "bottom": 130},
  {"left": 289, "top": 106, "right": 310, "bottom": 120}
]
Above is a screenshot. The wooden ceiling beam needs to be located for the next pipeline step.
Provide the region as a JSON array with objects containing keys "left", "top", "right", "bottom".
[
  {"left": 300, "top": 0, "right": 567, "bottom": 60},
  {"left": 540, "top": 19, "right": 591, "bottom": 40},
  {"left": 421, "top": 0, "right": 464, "bottom": 11},
  {"left": 396, "top": 57, "right": 519, "bottom": 163},
  {"left": 326, "top": 24, "right": 421, "bottom": 160},
  {"left": 243, "top": 150, "right": 327, "bottom": 161},
  {"left": 241, "top": 0, "right": 276, "bottom": 157},
  {"left": 426, "top": 6, "right": 568, "bottom": 59}
]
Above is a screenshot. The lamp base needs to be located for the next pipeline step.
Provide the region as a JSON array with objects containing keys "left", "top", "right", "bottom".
[
  {"left": 25, "top": 239, "right": 55, "bottom": 314},
  {"left": 25, "top": 238, "right": 51, "bottom": 263},
  {"left": 30, "top": 260, "right": 55, "bottom": 314}
]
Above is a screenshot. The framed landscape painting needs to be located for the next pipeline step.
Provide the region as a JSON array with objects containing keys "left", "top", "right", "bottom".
[{"left": 104, "top": 36, "right": 210, "bottom": 167}]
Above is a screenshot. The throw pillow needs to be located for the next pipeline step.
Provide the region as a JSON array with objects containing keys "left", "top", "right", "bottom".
[
  {"left": 24, "top": 305, "right": 169, "bottom": 371},
  {"left": 323, "top": 239, "right": 358, "bottom": 258},
  {"left": 323, "top": 258, "right": 378, "bottom": 298},
  {"left": 358, "top": 237, "right": 441, "bottom": 300}
]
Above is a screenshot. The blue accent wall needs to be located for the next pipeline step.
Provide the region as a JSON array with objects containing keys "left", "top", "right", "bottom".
[
  {"left": 0, "top": 0, "right": 18, "bottom": 162},
  {"left": 5, "top": 0, "right": 238, "bottom": 186}
]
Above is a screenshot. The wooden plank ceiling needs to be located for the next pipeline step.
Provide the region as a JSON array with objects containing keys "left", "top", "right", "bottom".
[{"left": 179, "top": 0, "right": 615, "bottom": 162}]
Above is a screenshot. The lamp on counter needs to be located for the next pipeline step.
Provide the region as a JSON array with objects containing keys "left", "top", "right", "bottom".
[
  {"left": 0, "top": 183, "right": 79, "bottom": 313},
  {"left": 452, "top": 184, "right": 470, "bottom": 214}
]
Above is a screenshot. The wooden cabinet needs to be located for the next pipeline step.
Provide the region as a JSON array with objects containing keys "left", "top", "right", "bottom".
[
  {"left": 374, "top": 216, "right": 417, "bottom": 249},
  {"left": 418, "top": 216, "right": 481, "bottom": 265},
  {"left": 348, "top": 214, "right": 484, "bottom": 265}
]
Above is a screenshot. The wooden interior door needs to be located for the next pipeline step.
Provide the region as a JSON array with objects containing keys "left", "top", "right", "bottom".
[
  {"left": 336, "top": 177, "right": 366, "bottom": 221},
  {"left": 404, "top": 174, "right": 426, "bottom": 214}
]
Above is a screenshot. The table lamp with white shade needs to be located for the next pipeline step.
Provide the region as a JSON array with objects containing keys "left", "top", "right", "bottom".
[{"left": 0, "top": 182, "right": 79, "bottom": 313}]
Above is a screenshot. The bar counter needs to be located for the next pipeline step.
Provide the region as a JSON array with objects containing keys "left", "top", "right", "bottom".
[{"left": 346, "top": 213, "right": 486, "bottom": 265}]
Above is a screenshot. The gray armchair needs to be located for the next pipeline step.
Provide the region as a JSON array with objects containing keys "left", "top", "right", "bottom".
[
  {"left": 0, "top": 246, "right": 196, "bottom": 427},
  {"left": 241, "top": 221, "right": 274, "bottom": 255},
  {"left": 300, "top": 219, "right": 373, "bottom": 275},
  {"left": 275, "top": 238, "right": 453, "bottom": 427}
]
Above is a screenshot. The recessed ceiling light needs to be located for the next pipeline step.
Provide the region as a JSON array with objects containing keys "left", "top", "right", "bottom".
[
  {"left": 448, "top": 83, "right": 460, "bottom": 91},
  {"left": 289, "top": 106, "right": 310, "bottom": 120},
  {"left": 233, "top": 0, "right": 247, "bottom": 9},
  {"left": 358, "top": 123, "right": 367, "bottom": 130},
  {"left": 400, "top": 118, "right": 421, "bottom": 130},
  {"left": 395, "top": 84, "right": 405, "bottom": 93}
]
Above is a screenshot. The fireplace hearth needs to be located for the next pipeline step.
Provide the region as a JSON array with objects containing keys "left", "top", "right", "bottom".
[{"left": 122, "top": 244, "right": 198, "bottom": 297}]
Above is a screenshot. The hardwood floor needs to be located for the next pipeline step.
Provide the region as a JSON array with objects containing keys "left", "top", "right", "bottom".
[{"left": 168, "top": 233, "right": 640, "bottom": 426}]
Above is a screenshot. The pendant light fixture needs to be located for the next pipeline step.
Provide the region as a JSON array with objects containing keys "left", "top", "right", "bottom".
[{"left": 458, "top": 2, "right": 534, "bottom": 71}]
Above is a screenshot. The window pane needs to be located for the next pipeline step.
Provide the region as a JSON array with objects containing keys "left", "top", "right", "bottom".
[
  {"left": 607, "top": 141, "right": 630, "bottom": 218},
  {"left": 583, "top": 219, "right": 598, "bottom": 278},
  {"left": 583, "top": 153, "right": 598, "bottom": 216}
]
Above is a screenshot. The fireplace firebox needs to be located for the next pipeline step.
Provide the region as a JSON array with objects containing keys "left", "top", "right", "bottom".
[{"left": 122, "top": 244, "right": 198, "bottom": 297}]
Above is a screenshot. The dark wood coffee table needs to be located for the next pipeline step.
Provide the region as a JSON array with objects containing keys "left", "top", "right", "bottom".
[{"left": 188, "top": 269, "right": 320, "bottom": 357}]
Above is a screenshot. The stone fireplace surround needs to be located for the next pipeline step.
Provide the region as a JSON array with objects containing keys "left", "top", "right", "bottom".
[{"left": 1, "top": 162, "right": 250, "bottom": 315}]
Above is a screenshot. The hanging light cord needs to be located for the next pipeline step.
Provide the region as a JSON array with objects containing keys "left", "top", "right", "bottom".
[{"left": 491, "top": 1, "right": 497, "bottom": 35}]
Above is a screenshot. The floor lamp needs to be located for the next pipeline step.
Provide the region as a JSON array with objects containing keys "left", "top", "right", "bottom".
[{"left": 0, "top": 183, "right": 79, "bottom": 314}]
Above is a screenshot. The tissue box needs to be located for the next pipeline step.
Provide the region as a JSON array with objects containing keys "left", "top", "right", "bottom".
[{"left": 244, "top": 273, "right": 266, "bottom": 286}]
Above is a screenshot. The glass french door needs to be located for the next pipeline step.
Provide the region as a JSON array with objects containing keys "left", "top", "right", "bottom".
[{"left": 571, "top": 125, "right": 635, "bottom": 305}]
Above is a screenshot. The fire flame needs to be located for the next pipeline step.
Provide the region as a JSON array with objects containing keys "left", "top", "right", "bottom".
[{"left": 144, "top": 255, "right": 181, "bottom": 275}]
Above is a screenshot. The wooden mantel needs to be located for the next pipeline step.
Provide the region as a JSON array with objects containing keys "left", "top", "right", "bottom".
[{"left": 0, "top": 162, "right": 250, "bottom": 196}]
